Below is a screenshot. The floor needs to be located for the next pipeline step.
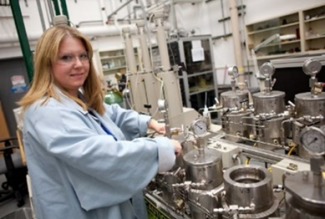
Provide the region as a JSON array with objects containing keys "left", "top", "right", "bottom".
[{"left": 0, "top": 174, "right": 32, "bottom": 219}]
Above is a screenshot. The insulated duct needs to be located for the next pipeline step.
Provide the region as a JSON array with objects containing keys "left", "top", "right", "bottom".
[
  {"left": 229, "top": 0, "right": 244, "bottom": 83},
  {"left": 0, "top": 22, "right": 171, "bottom": 44}
]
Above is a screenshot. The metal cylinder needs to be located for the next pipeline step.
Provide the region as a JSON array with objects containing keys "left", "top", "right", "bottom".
[
  {"left": 222, "top": 112, "right": 253, "bottom": 142},
  {"left": 291, "top": 121, "right": 309, "bottom": 158},
  {"left": 136, "top": 20, "right": 152, "bottom": 72},
  {"left": 188, "top": 189, "right": 220, "bottom": 219},
  {"left": 223, "top": 165, "right": 274, "bottom": 213},
  {"left": 157, "top": 173, "right": 182, "bottom": 207},
  {"left": 122, "top": 27, "right": 137, "bottom": 74},
  {"left": 294, "top": 92, "right": 325, "bottom": 158},
  {"left": 295, "top": 92, "right": 325, "bottom": 120},
  {"left": 253, "top": 91, "right": 285, "bottom": 115},
  {"left": 255, "top": 117, "right": 285, "bottom": 150},
  {"left": 285, "top": 171, "right": 325, "bottom": 219},
  {"left": 221, "top": 90, "right": 249, "bottom": 108},
  {"left": 153, "top": 11, "right": 171, "bottom": 71},
  {"left": 183, "top": 148, "right": 223, "bottom": 190}
]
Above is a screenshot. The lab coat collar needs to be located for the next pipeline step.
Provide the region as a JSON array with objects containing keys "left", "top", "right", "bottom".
[
  {"left": 52, "top": 85, "right": 88, "bottom": 115},
  {"left": 51, "top": 85, "right": 125, "bottom": 140}
]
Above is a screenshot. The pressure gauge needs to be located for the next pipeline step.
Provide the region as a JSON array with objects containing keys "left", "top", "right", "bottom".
[
  {"left": 228, "top": 66, "right": 239, "bottom": 78},
  {"left": 260, "top": 62, "right": 275, "bottom": 78},
  {"left": 190, "top": 118, "right": 208, "bottom": 136},
  {"left": 158, "top": 99, "right": 168, "bottom": 112},
  {"left": 302, "top": 59, "right": 322, "bottom": 76},
  {"left": 300, "top": 126, "right": 325, "bottom": 156}
]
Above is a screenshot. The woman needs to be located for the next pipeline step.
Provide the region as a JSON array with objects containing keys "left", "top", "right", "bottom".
[{"left": 19, "top": 25, "right": 182, "bottom": 219}]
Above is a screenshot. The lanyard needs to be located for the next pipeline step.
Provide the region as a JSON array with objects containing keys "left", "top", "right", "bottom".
[
  {"left": 100, "top": 123, "right": 117, "bottom": 141},
  {"left": 89, "top": 111, "right": 117, "bottom": 141}
]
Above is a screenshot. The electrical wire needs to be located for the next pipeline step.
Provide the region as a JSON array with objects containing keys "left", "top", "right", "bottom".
[
  {"left": 287, "top": 145, "right": 296, "bottom": 156},
  {"left": 244, "top": 142, "right": 257, "bottom": 165}
]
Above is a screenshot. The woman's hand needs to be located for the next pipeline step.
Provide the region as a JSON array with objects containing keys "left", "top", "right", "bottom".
[
  {"left": 148, "top": 119, "right": 166, "bottom": 135},
  {"left": 170, "top": 139, "right": 182, "bottom": 156}
]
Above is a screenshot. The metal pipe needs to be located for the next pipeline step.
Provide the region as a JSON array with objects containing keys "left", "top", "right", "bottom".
[
  {"left": 127, "top": 0, "right": 131, "bottom": 24},
  {"left": 122, "top": 27, "right": 137, "bottom": 74},
  {"left": 220, "top": 0, "right": 226, "bottom": 36},
  {"left": 107, "top": 0, "right": 133, "bottom": 20},
  {"left": 164, "top": 110, "right": 171, "bottom": 138},
  {"left": 236, "top": 156, "right": 242, "bottom": 164},
  {"left": 138, "top": 0, "right": 156, "bottom": 74},
  {"left": 197, "top": 137, "right": 205, "bottom": 156},
  {"left": 153, "top": 11, "right": 171, "bottom": 71},
  {"left": 136, "top": 20, "right": 152, "bottom": 72},
  {"left": 60, "top": 0, "right": 69, "bottom": 21},
  {"left": 0, "top": 22, "right": 171, "bottom": 44},
  {"left": 170, "top": 0, "right": 178, "bottom": 33},
  {"left": 229, "top": 0, "right": 244, "bottom": 83},
  {"left": 76, "top": 20, "right": 103, "bottom": 27},
  {"left": 36, "top": 0, "right": 46, "bottom": 31},
  {"left": 214, "top": 138, "right": 309, "bottom": 164},
  {"left": 133, "top": 6, "right": 141, "bottom": 19},
  {"left": 9, "top": 0, "right": 34, "bottom": 82},
  {"left": 46, "top": 0, "right": 55, "bottom": 24},
  {"left": 239, "top": 0, "right": 251, "bottom": 87},
  {"left": 99, "top": 0, "right": 108, "bottom": 26},
  {"left": 98, "top": 0, "right": 107, "bottom": 25}
]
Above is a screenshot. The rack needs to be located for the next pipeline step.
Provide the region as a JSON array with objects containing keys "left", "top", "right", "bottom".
[
  {"left": 245, "top": 4, "right": 325, "bottom": 60},
  {"left": 151, "top": 36, "right": 218, "bottom": 111},
  {"left": 97, "top": 48, "right": 138, "bottom": 86}
]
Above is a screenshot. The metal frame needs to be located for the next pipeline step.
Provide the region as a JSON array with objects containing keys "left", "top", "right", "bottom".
[{"left": 168, "top": 35, "right": 218, "bottom": 108}]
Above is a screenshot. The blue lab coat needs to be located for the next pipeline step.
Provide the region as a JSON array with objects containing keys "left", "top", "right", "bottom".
[{"left": 23, "top": 88, "right": 176, "bottom": 219}]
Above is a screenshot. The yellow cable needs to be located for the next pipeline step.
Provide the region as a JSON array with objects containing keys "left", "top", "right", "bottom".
[
  {"left": 244, "top": 143, "right": 255, "bottom": 165},
  {"left": 287, "top": 145, "right": 296, "bottom": 156}
]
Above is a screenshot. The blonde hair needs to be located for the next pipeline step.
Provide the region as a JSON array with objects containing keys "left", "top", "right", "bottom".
[{"left": 19, "top": 25, "right": 105, "bottom": 115}]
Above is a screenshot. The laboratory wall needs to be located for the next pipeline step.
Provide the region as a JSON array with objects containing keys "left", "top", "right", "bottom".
[{"left": 0, "top": 0, "right": 324, "bottom": 133}]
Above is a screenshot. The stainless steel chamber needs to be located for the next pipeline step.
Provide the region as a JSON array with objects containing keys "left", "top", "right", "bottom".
[
  {"left": 253, "top": 91, "right": 286, "bottom": 115},
  {"left": 221, "top": 90, "right": 253, "bottom": 142},
  {"left": 285, "top": 157, "right": 325, "bottom": 219},
  {"left": 221, "top": 90, "right": 249, "bottom": 108},
  {"left": 183, "top": 148, "right": 223, "bottom": 190},
  {"left": 223, "top": 165, "right": 279, "bottom": 218},
  {"left": 253, "top": 91, "right": 286, "bottom": 150},
  {"left": 183, "top": 147, "right": 223, "bottom": 219},
  {"left": 294, "top": 92, "right": 325, "bottom": 158}
]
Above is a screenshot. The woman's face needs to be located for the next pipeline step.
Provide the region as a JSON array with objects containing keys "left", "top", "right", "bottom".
[{"left": 52, "top": 36, "right": 90, "bottom": 97}]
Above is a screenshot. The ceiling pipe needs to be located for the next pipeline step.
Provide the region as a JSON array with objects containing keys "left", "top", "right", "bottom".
[
  {"left": 98, "top": 0, "right": 107, "bottom": 25},
  {"left": 229, "top": 0, "right": 244, "bottom": 83},
  {"left": 0, "top": 22, "right": 171, "bottom": 44}
]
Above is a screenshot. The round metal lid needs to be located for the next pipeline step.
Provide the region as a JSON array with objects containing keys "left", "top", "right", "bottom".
[
  {"left": 286, "top": 171, "right": 325, "bottom": 209},
  {"left": 253, "top": 90, "right": 285, "bottom": 98},
  {"left": 295, "top": 92, "right": 325, "bottom": 101},
  {"left": 221, "top": 90, "right": 249, "bottom": 98},
  {"left": 183, "top": 148, "right": 221, "bottom": 165}
]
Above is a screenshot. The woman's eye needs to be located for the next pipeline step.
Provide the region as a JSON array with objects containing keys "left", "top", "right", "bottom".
[
  {"left": 60, "top": 55, "right": 73, "bottom": 61},
  {"left": 79, "top": 54, "right": 89, "bottom": 60}
]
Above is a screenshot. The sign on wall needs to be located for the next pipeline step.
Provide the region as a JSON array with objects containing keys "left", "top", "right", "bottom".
[{"left": 11, "top": 75, "right": 28, "bottom": 93}]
